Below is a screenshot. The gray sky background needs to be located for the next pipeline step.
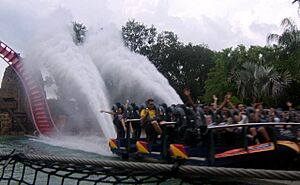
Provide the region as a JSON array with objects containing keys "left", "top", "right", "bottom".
[
  {"left": 0, "top": 0, "right": 300, "bottom": 81},
  {"left": 57, "top": 0, "right": 300, "bottom": 50}
]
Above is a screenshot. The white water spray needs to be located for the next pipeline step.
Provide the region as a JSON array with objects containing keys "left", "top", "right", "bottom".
[
  {"left": 30, "top": 135, "right": 113, "bottom": 156},
  {"left": 24, "top": 10, "right": 116, "bottom": 141},
  {"left": 85, "top": 26, "right": 183, "bottom": 105},
  {"left": 0, "top": 2, "right": 182, "bottom": 155}
]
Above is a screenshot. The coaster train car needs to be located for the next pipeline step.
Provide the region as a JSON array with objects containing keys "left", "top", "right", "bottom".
[{"left": 109, "top": 104, "right": 300, "bottom": 170}]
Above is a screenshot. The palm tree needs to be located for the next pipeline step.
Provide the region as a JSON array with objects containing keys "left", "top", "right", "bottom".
[
  {"left": 267, "top": 18, "right": 300, "bottom": 52},
  {"left": 232, "top": 62, "right": 256, "bottom": 101},
  {"left": 233, "top": 62, "right": 292, "bottom": 102}
]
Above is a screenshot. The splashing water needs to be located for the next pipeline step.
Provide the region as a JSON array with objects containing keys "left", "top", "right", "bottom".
[
  {"left": 85, "top": 26, "right": 183, "bottom": 105},
  {"left": 24, "top": 11, "right": 116, "bottom": 140},
  {"left": 1, "top": 4, "right": 182, "bottom": 155},
  {"left": 30, "top": 135, "right": 113, "bottom": 156}
]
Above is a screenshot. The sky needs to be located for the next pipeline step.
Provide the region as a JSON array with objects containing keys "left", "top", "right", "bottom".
[
  {"left": 0, "top": 0, "right": 300, "bottom": 79},
  {"left": 56, "top": 0, "right": 300, "bottom": 50}
]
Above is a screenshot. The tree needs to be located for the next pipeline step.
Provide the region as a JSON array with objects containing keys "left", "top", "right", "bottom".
[
  {"left": 267, "top": 18, "right": 300, "bottom": 83},
  {"left": 121, "top": 20, "right": 215, "bottom": 101},
  {"left": 203, "top": 45, "right": 285, "bottom": 104},
  {"left": 149, "top": 32, "right": 215, "bottom": 99},
  {"left": 122, "top": 19, "right": 157, "bottom": 55},
  {"left": 149, "top": 31, "right": 183, "bottom": 72},
  {"left": 203, "top": 46, "right": 248, "bottom": 103},
  {"left": 72, "top": 22, "right": 87, "bottom": 45},
  {"left": 267, "top": 18, "right": 300, "bottom": 53},
  {"left": 203, "top": 49, "right": 234, "bottom": 103},
  {"left": 178, "top": 44, "right": 215, "bottom": 99},
  {"left": 232, "top": 62, "right": 292, "bottom": 103},
  {"left": 148, "top": 31, "right": 184, "bottom": 93}
]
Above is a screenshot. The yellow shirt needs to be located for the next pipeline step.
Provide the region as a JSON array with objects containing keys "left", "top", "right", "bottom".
[{"left": 140, "top": 108, "right": 156, "bottom": 120}]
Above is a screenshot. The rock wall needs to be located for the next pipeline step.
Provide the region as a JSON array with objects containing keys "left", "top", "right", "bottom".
[{"left": 0, "top": 66, "right": 33, "bottom": 135}]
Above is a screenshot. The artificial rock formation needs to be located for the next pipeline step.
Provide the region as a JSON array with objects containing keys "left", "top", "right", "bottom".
[{"left": 0, "top": 66, "right": 33, "bottom": 135}]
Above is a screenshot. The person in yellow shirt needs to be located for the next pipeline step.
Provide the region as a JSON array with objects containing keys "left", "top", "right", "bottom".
[{"left": 140, "top": 99, "right": 162, "bottom": 143}]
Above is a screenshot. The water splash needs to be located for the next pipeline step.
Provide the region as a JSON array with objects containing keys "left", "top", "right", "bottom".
[
  {"left": 23, "top": 11, "right": 116, "bottom": 140},
  {"left": 85, "top": 25, "right": 183, "bottom": 105},
  {"left": 30, "top": 135, "right": 113, "bottom": 156},
  {"left": 0, "top": 3, "right": 182, "bottom": 155}
]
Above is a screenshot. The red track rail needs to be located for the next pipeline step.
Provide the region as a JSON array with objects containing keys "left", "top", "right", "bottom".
[{"left": 0, "top": 40, "right": 58, "bottom": 136}]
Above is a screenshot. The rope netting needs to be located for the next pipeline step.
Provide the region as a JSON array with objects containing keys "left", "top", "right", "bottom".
[
  {"left": 0, "top": 151, "right": 299, "bottom": 185},
  {"left": 0, "top": 152, "right": 172, "bottom": 184}
]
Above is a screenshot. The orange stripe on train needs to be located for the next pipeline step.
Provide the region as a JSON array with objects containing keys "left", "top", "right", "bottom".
[
  {"left": 169, "top": 144, "right": 189, "bottom": 159},
  {"left": 136, "top": 141, "right": 150, "bottom": 154},
  {"left": 109, "top": 139, "right": 118, "bottom": 149},
  {"left": 215, "top": 142, "right": 274, "bottom": 158},
  {"left": 277, "top": 140, "right": 300, "bottom": 154}
]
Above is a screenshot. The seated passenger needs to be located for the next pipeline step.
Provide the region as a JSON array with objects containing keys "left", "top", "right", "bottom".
[
  {"left": 100, "top": 105, "right": 127, "bottom": 139},
  {"left": 203, "top": 105, "right": 214, "bottom": 125},
  {"left": 248, "top": 103, "right": 270, "bottom": 144},
  {"left": 267, "top": 107, "right": 280, "bottom": 122},
  {"left": 214, "top": 93, "right": 235, "bottom": 125},
  {"left": 128, "top": 103, "right": 142, "bottom": 139},
  {"left": 235, "top": 103, "right": 248, "bottom": 124},
  {"left": 140, "top": 99, "right": 162, "bottom": 143}
]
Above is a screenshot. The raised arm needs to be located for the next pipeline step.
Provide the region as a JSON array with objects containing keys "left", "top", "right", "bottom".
[
  {"left": 100, "top": 110, "right": 115, "bottom": 116},
  {"left": 228, "top": 101, "right": 236, "bottom": 110},
  {"left": 183, "top": 88, "right": 195, "bottom": 108},
  {"left": 212, "top": 95, "right": 218, "bottom": 110}
]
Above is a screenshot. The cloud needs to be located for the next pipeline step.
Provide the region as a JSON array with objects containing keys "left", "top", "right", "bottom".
[
  {"left": 249, "top": 22, "right": 278, "bottom": 43},
  {"left": 2, "top": 0, "right": 299, "bottom": 50},
  {"left": 0, "top": 0, "right": 59, "bottom": 52},
  {"left": 104, "top": 0, "right": 299, "bottom": 51}
]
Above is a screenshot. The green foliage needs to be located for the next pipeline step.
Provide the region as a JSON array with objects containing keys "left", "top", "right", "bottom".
[
  {"left": 229, "top": 96, "right": 241, "bottom": 105},
  {"left": 203, "top": 46, "right": 248, "bottom": 104},
  {"left": 178, "top": 43, "right": 215, "bottom": 98},
  {"left": 122, "top": 20, "right": 215, "bottom": 101},
  {"left": 267, "top": 18, "right": 300, "bottom": 82},
  {"left": 203, "top": 53, "right": 232, "bottom": 104},
  {"left": 122, "top": 19, "right": 157, "bottom": 55},
  {"left": 72, "top": 22, "right": 87, "bottom": 45},
  {"left": 267, "top": 18, "right": 300, "bottom": 53},
  {"left": 266, "top": 17, "right": 300, "bottom": 106},
  {"left": 148, "top": 31, "right": 183, "bottom": 72},
  {"left": 203, "top": 44, "right": 289, "bottom": 105},
  {"left": 120, "top": 17, "right": 300, "bottom": 107},
  {"left": 232, "top": 62, "right": 292, "bottom": 103}
]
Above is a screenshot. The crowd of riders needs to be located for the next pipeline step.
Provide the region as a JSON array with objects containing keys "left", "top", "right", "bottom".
[{"left": 100, "top": 88, "right": 300, "bottom": 146}]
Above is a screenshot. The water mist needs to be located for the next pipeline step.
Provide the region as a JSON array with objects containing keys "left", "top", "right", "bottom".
[
  {"left": 1, "top": 2, "right": 183, "bottom": 156},
  {"left": 85, "top": 26, "right": 183, "bottom": 105},
  {"left": 23, "top": 10, "right": 116, "bottom": 155}
]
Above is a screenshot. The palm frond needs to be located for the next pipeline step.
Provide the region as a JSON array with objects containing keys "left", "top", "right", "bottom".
[
  {"left": 267, "top": 33, "right": 280, "bottom": 44},
  {"left": 281, "top": 18, "right": 297, "bottom": 32},
  {"left": 232, "top": 61, "right": 293, "bottom": 101}
]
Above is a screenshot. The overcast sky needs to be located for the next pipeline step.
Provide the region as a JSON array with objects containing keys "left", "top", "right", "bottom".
[
  {"left": 0, "top": 0, "right": 300, "bottom": 79},
  {"left": 55, "top": 0, "right": 300, "bottom": 50},
  {"left": 1, "top": 0, "right": 300, "bottom": 51}
]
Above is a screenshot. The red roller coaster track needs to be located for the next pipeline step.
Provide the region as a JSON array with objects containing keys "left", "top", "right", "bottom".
[{"left": 0, "top": 40, "right": 58, "bottom": 136}]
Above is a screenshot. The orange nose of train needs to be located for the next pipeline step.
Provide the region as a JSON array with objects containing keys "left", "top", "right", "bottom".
[{"left": 169, "top": 144, "right": 189, "bottom": 159}]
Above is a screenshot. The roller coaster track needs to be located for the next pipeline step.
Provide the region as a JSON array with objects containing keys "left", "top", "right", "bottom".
[{"left": 0, "top": 40, "right": 58, "bottom": 136}]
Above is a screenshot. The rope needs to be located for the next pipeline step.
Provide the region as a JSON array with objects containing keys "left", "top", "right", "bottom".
[
  {"left": 179, "top": 166, "right": 300, "bottom": 181},
  {"left": 16, "top": 153, "right": 173, "bottom": 172},
  {"left": 0, "top": 151, "right": 300, "bottom": 184}
]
